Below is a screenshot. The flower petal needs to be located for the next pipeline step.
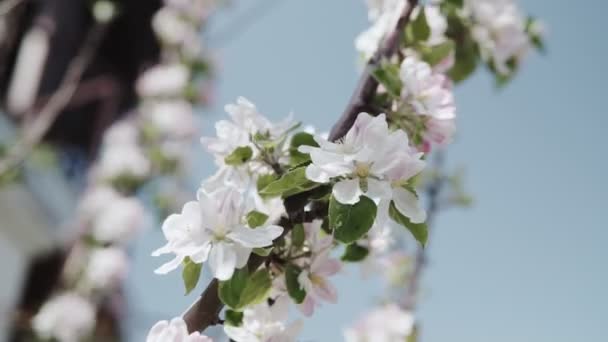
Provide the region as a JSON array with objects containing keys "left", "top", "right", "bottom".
[
  {"left": 227, "top": 225, "right": 283, "bottom": 248},
  {"left": 209, "top": 242, "right": 237, "bottom": 281},
  {"left": 154, "top": 255, "right": 183, "bottom": 274},
  {"left": 392, "top": 187, "right": 427, "bottom": 224},
  {"left": 332, "top": 179, "right": 363, "bottom": 205}
]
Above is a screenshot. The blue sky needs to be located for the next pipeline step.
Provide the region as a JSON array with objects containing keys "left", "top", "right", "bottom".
[{"left": 127, "top": 1, "right": 608, "bottom": 341}]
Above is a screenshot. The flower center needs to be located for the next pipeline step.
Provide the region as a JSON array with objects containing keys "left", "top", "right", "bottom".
[{"left": 354, "top": 162, "right": 371, "bottom": 178}]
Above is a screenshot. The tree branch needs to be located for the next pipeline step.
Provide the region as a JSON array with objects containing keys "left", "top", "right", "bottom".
[
  {"left": 0, "top": 22, "right": 109, "bottom": 177},
  {"left": 183, "top": 0, "right": 419, "bottom": 333}
]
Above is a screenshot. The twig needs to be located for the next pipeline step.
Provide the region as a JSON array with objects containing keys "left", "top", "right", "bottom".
[
  {"left": 182, "top": 0, "right": 419, "bottom": 333},
  {"left": 402, "top": 150, "right": 445, "bottom": 311},
  {"left": 0, "top": 23, "right": 109, "bottom": 177},
  {"left": 0, "top": 0, "right": 24, "bottom": 16}
]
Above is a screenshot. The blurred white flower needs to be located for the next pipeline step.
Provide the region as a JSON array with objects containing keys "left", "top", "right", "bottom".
[
  {"left": 32, "top": 292, "right": 95, "bottom": 342},
  {"left": 153, "top": 187, "right": 283, "bottom": 280},
  {"left": 224, "top": 296, "right": 302, "bottom": 342},
  {"left": 85, "top": 247, "right": 129, "bottom": 290},
  {"left": 92, "top": 196, "right": 145, "bottom": 244},
  {"left": 152, "top": 7, "right": 194, "bottom": 45},
  {"left": 146, "top": 317, "right": 213, "bottom": 342},
  {"left": 97, "top": 144, "right": 151, "bottom": 180},
  {"left": 344, "top": 304, "right": 414, "bottom": 342},
  {"left": 145, "top": 100, "right": 198, "bottom": 139},
  {"left": 137, "top": 64, "right": 189, "bottom": 98}
]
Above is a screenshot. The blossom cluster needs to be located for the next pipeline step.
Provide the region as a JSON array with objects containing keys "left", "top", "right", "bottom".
[{"left": 30, "top": 0, "right": 219, "bottom": 341}]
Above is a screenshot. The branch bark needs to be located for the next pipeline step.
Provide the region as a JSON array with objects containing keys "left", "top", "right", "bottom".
[
  {"left": 0, "top": 22, "right": 108, "bottom": 177},
  {"left": 183, "top": 0, "right": 419, "bottom": 333}
]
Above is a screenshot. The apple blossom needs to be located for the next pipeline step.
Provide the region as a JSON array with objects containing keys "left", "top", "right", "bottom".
[
  {"left": 466, "top": 0, "right": 531, "bottom": 75},
  {"left": 147, "top": 317, "right": 213, "bottom": 342},
  {"left": 153, "top": 187, "right": 283, "bottom": 280},
  {"left": 355, "top": 0, "right": 406, "bottom": 60},
  {"left": 144, "top": 100, "right": 198, "bottom": 139},
  {"left": 32, "top": 292, "right": 96, "bottom": 342},
  {"left": 153, "top": 7, "right": 194, "bottom": 46},
  {"left": 344, "top": 304, "right": 414, "bottom": 342},
  {"left": 96, "top": 144, "right": 151, "bottom": 181},
  {"left": 92, "top": 195, "right": 145, "bottom": 244},
  {"left": 224, "top": 296, "right": 302, "bottom": 342},
  {"left": 300, "top": 112, "right": 426, "bottom": 223},
  {"left": 84, "top": 247, "right": 129, "bottom": 290},
  {"left": 136, "top": 63, "right": 189, "bottom": 98},
  {"left": 297, "top": 250, "right": 341, "bottom": 316},
  {"left": 399, "top": 56, "right": 455, "bottom": 120}
]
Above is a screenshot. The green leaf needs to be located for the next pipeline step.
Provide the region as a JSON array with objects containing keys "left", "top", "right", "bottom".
[
  {"left": 291, "top": 223, "right": 305, "bottom": 247},
  {"left": 260, "top": 167, "right": 319, "bottom": 197},
  {"left": 224, "top": 146, "right": 253, "bottom": 166},
  {"left": 289, "top": 132, "right": 318, "bottom": 165},
  {"left": 445, "top": 0, "right": 463, "bottom": 8},
  {"left": 285, "top": 264, "right": 306, "bottom": 303},
  {"left": 329, "top": 195, "right": 377, "bottom": 244},
  {"left": 246, "top": 210, "right": 269, "bottom": 228},
  {"left": 253, "top": 247, "right": 273, "bottom": 256},
  {"left": 388, "top": 201, "right": 428, "bottom": 246},
  {"left": 182, "top": 257, "right": 202, "bottom": 295},
  {"left": 239, "top": 269, "right": 272, "bottom": 307},
  {"left": 224, "top": 309, "right": 243, "bottom": 327},
  {"left": 420, "top": 40, "right": 455, "bottom": 66},
  {"left": 341, "top": 244, "right": 369, "bottom": 262},
  {"left": 218, "top": 267, "right": 249, "bottom": 309},
  {"left": 448, "top": 35, "right": 478, "bottom": 83},
  {"left": 371, "top": 61, "right": 403, "bottom": 98},
  {"left": 409, "top": 7, "right": 431, "bottom": 42},
  {"left": 525, "top": 17, "right": 545, "bottom": 53}
]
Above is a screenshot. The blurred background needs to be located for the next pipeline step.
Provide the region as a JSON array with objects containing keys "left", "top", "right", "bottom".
[{"left": 1, "top": 0, "right": 607, "bottom": 341}]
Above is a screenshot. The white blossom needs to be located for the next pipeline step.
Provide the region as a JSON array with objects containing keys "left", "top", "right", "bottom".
[
  {"left": 77, "top": 185, "right": 121, "bottom": 223},
  {"left": 297, "top": 250, "right": 341, "bottom": 316},
  {"left": 97, "top": 143, "right": 151, "bottom": 180},
  {"left": 145, "top": 100, "right": 198, "bottom": 139},
  {"left": 224, "top": 296, "right": 302, "bottom": 342},
  {"left": 344, "top": 304, "right": 414, "bottom": 342},
  {"left": 32, "top": 293, "right": 96, "bottom": 342},
  {"left": 152, "top": 7, "right": 195, "bottom": 45},
  {"left": 92, "top": 196, "right": 145, "bottom": 244},
  {"left": 103, "top": 119, "right": 139, "bottom": 147},
  {"left": 146, "top": 317, "right": 213, "bottom": 342},
  {"left": 465, "top": 0, "right": 531, "bottom": 75},
  {"left": 200, "top": 97, "right": 294, "bottom": 191},
  {"left": 84, "top": 247, "right": 129, "bottom": 290},
  {"left": 356, "top": 0, "right": 409, "bottom": 60},
  {"left": 300, "top": 112, "right": 426, "bottom": 223},
  {"left": 399, "top": 56, "right": 455, "bottom": 120},
  {"left": 153, "top": 187, "right": 283, "bottom": 280},
  {"left": 137, "top": 64, "right": 189, "bottom": 98}
]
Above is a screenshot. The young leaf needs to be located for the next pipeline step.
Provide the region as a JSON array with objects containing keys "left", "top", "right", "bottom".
[
  {"left": 329, "top": 195, "right": 377, "bottom": 244},
  {"left": 420, "top": 40, "right": 455, "bottom": 66},
  {"left": 448, "top": 35, "right": 478, "bottom": 82},
  {"left": 285, "top": 264, "right": 306, "bottom": 303},
  {"left": 409, "top": 7, "right": 430, "bottom": 42},
  {"left": 291, "top": 223, "right": 306, "bottom": 247},
  {"left": 239, "top": 269, "right": 272, "bottom": 307},
  {"left": 371, "top": 61, "right": 403, "bottom": 98},
  {"left": 182, "top": 257, "right": 202, "bottom": 295},
  {"left": 388, "top": 201, "right": 428, "bottom": 246},
  {"left": 260, "top": 167, "right": 319, "bottom": 197},
  {"left": 290, "top": 132, "right": 318, "bottom": 165},
  {"left": 224, "top": 309, "right": 244, "bottom": 327},
  {"left": 246, "top": 210, "right": 269, "bottom": 228},
  {"left": 253, "top": 247, "right": 273, "bottom": 256},
  {"left": 218, "top": 267, "right": 249, "bottom": 309},
  {"left": 341, "top": 244, "right": 369, "bottom": 262},
  {"left": 224, "top": 146, "right": 253, "bottom": 166}
]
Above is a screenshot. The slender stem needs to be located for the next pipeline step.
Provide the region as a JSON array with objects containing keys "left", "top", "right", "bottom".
[
  {"left": 182, "top": 0, "right": 419, "bottom": 333},
  {"left": 0, "top": 23, "right": 109, "bottom": 177},
  {"left": 402, "top": 150, "right": 445, "bottom": 311}
]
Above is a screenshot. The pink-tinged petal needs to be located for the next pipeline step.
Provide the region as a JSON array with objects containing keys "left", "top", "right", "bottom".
[
  {"left": 314, "top": 258, "right": 342, "bottom": 277},
  {"left": 298, "top": 295, "right": 316, "bottom": 317},
  {"left": 154, "top": 255, "right": 184, "bottom": 274},
  {"left": 333, "top": 179, "right": 363, "bottom": 205},
  {"left": 227, "top": 225, "right": 283, "bottom": 248},
  {"left": 269, "top": 296, "right": 290, "bottom": 321},
  {"left": 392, "top": 187, "right": 427, "bottom": 224},
  {"left": 366, "top": 179, "right": 392, "bottom": 199},
  {"left": 209, "top": 242, "right": 237, "bottom": 281},
  {"left": 313, "top": 279, "right": 338, "bottom": 303},
  {"left": 146, "top": 320, "right": 169, "bottom": 341},
  {"left": 224, "top": 325, "right": 255, "bottom": 342}
]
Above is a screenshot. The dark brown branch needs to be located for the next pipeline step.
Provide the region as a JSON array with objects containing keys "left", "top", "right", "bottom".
[
  {"left": 0, "top": 22, "right": 109, "bottom": 176},
  {"left": 183, "top": 0, "right": 418, "bottom": 333},
  {"left": 329, "top": 0, "right": 418, "bottom": 141},
  {"left": 402, "top": 150, "right": 445, "bottom": 311}
]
